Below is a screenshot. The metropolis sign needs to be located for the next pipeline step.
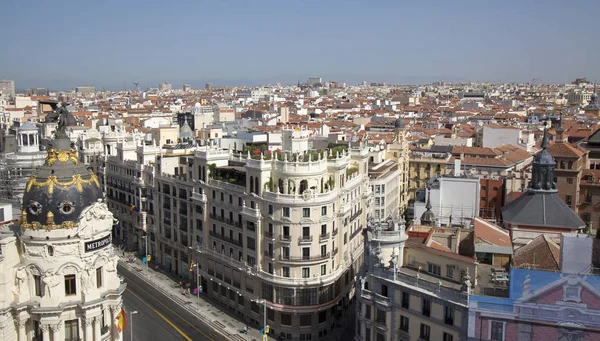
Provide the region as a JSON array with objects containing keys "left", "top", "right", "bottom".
[{"left": 85, "top": 234, "right": 112, "bottom": 252}]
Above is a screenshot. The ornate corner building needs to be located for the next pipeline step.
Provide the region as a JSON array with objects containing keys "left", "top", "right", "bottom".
[
  {"left": 148, "top": 133, "right": 374, "bottom": 340},
  {"left": 0, "top": 112, "right": 125, "bottom": 340}
]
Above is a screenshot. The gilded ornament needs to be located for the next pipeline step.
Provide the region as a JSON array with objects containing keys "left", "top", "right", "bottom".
[
  {"left": 25, "top": 171, "right": 100, "bottom": 194},
  {"left": 45, "top": 149, "right": 79, "bottom": 166}
]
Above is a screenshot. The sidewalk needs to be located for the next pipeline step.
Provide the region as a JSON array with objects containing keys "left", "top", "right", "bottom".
[
  {"left": 119, "top": 254, "right": 260, "bottom": 341},
  {"left": 119, "top": 252, "right": 354, "bottom": 341}
]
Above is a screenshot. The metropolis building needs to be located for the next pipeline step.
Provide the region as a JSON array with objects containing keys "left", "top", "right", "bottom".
[
  {"left": 161, "top": 130, "right": 375, "bottom": 340},
  {"left": 0, "top": 107, "right": 125, "bottom": 341}
]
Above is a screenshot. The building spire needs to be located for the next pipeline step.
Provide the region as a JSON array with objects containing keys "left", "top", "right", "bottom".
[
  {"left": 425, "top": 189, "right": 432, "bottom": 210},
  {"left": 541, "top": 126, "right": 549, "bottom": 149}
]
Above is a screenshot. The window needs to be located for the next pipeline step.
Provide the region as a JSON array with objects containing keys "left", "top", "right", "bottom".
[
  {"left": 427, "top": 263, "right": 441, "bottom": 276},
  {"left": 564, "top": 285, "right": 582, "bottom": 302},
  {"left": 65, "top": 320, "right": 79, "bottom": 341},
  {"left": 319, "top": 311, "right": 326, "bottom": 324},
  {"left": 321, "top": 224, "right": 327, "bottom": 235},
  {"left": 302, "top": 267, "right": 310, "bottom": 278},
  {"left": 321, "top": 264, "right": 327, "bottom": 275},
  {"left": 380, "top": 284, "right": 388, "bottom": 297},
  {"left": 364, "top": 304, "right": 371, "bottom": 319},
  {"left": 283, "top": 225, "right": 290, "bottom": 237},
  {"left": 303, "top": 247, "right": 310, "bottom": 259},
  {"left": 303, "top": 226, "right": 310, "bottom": 237},
  {"left": 281, "top": 313, "right": 292, "bottom": 326},
  {"left": 401, "top": 291, "right": 410, "bottom": 309},
  {"left": 282, "top": 247, "right": 290, "bottom": 259},
  {"left": 400, "top": 315, "right": 409, "bottom": 331},
  {"left": 490, "top": 321, "right": 504, "bottom": 341},
  {"left": 321, "top": 245, "right": 327, "bottom": 257},
  {"left": 247, "top": 237, "right": 256, "bottom": 250},
  {"left": 65, "top": 274, "right": 76, "bottom": 295},
  {"left": 443, "top": 333, "right": 454, "bottom": 341},
  {"left": 300, "top": 314, "right": 311, "bottom": 326},
  {"left": 566, "top": 195, "right": 573, "bottom": 206},
  {"left": 283, "top": 266, "right": 290, "bottom": 277},
  {"left": 444, "top": 306, "right": 454, "bottom": 325},
  {"left": 283, "top": 207, "right": 290, "bottom": 217},
  {"left": 365, "top": 327, "right": 371, "bottom": 341},
  {"left": 268, "top": 204, "right": 273, "bottom": 215},
  {"left": 481, "top": 186, "right": 487, "bottom": 191},
  {"left": 420, "top": 323, "right": 431, "bottom": 340},
  {"left": 421, "top": 298, "right": 431, "bottom": 317},
  {"left": 96, "top": 267, "right": 103, "bottom": 288},
  {"left": 34, "top": 275, "right": 43, "bottom": 296},
  {"left": 376, "top": 309, "right": 386, "bottom": 325},
  {"left": 493, "top": 187, "right": 498, "bottom": 191},
  {"left": 302, "top": 208, "right": 310, "bottom": 218},
  {"left": 446, "top": 265, "right": 454, "bottom": 278},
  {"left": 567, "top": 177, "right": 574, "bottom": 184},
  {"left": 321, "top": 206, "right": 327, "bottom": 215}
]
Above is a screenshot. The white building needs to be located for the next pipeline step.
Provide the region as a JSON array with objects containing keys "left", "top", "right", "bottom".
[
  {"left": 0, "top": 80, "right": 15, "bottom": 98},
  {"left": 414, "top": 175, "right": 480, "bottom": 227},
  {"left": 0, "top": 128, "right": 124, "bottom": 340},
  {"left": 481, "top": 125, "right": 534, "bottom": 151}
]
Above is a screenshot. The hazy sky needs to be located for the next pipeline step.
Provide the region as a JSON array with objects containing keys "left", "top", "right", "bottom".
[{"left": 1, "top": 0, "right": 599, "bottom": 90}]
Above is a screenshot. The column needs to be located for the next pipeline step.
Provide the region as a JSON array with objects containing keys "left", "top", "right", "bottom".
[
  {"left": 51, "top": 321, "right": 63, "bottom": 341},
  {"left": 94, "top": 316, "right": 102, "bottom": 341},
  {"left": 41, "top": 324, "right": 50, "bottom": 341},
  {"left": 16, "top": 320, "right": 26, "bottom": 341},
  {"left": 84, "top": 317, "right": 93, "bottom": 341}
]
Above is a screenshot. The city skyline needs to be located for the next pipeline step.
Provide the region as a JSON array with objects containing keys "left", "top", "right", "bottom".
[{"left": 2, "top": 0, "right": 600, "bottom": 90}]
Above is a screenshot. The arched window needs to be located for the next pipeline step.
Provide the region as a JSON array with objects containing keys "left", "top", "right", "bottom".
[{"left": 300, "top": 180, "right": 308, "bottom": 194}]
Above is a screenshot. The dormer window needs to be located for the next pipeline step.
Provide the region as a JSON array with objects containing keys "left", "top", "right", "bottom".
[{"left": 563, "top": 285, "right": 582, "bottom": 303}]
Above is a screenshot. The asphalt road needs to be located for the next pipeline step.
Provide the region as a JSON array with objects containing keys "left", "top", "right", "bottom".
[{"left": 120, "top": 265, "right": 231, "bottom": 341}]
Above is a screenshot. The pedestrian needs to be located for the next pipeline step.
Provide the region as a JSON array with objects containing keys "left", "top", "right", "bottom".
[{"left": 179, "top": 280, "right": 183, "bottom": 288}]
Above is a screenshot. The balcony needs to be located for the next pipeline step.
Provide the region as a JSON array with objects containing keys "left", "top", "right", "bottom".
[
  {"left": 263, "top": 250, "right": 274, "bottom": 259},
  {"left": 374, "top": 293, "right": 392, "bottom": 307},
  {"left": 332, "top": 228, "right": 339, "bottom": 236},
  {"left": 351, "top": 225, "right": 364, "bottom": 239},
  {"left": 264, "top": 231, "right": 274, "bottom": 239},
  {"left": 332, "top": 247, "right": 339, "bottom": 256},
  {"left": 319, "top": 233, "right": 330, "bottom": 242},
  {"left": 350, "top": 208, "right": 363, "bottom": 222},
  {"left": 398, "top": 329, "right": 410, "bottom": 341},
  {"left": 209, "top": 230, "right": 243, "bottom": 247},
  {"left": 279, "top": 252, "right": 330, "bottom": 262},
  {"left": 298, "top": 235, "right": 313, "bottom": 244},
  {"left": 279, "top": 235, "right": 291, "bottom": 243}
]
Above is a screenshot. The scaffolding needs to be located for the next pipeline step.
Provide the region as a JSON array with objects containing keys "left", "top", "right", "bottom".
[{"left": 0, "top": 153, "right": 43, "bottom": 204}]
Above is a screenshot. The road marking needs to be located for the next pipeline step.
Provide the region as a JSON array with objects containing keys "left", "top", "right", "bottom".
[
  {"left": 123, "top": 273, "right": 218, "bottom": 340},
  {"left": 126, "top": 288, "right": 194, "bottom": 341}
]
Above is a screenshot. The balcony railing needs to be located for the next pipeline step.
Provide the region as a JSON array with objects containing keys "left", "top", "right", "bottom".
[
  {"left": 332, "top": 228, "right": 339, "bottom": 236},
  {"left": 332, "top": 247, "right": 339, "bottom": 256},
  {"left": 209, "top": 231, "right": 243, "bottom": 247},
  {"left": 279, "top": 252, "right": 330, "bottom": 262},
  {"left": 263, "top": 250, "right": 274, "bottom": 258},
  {"left": 298, "top": 235, "right": 313, "bottom": 244},
  {"left": 264, "top": 231, "right": 274, "bottom": 239},
  {"left": 319, "top": 233, "right": 330, "bottom": 242},
  {"left": 279, "top": 235, "right": 291, "bottom": 243}
]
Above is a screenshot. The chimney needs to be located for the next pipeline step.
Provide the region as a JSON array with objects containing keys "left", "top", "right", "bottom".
[{"left": 455, "top": 159, "right": 462, "bottom": 177}]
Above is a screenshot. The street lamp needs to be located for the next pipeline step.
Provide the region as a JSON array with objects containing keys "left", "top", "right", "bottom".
[
  {"left": 129, "top": 310, "right": 138, "bottom": 341},
  {"left": 142, "top": 233, "right": 149, "bottom": 274},
  {"left": 251, "top": 298, "right": 267, "bottom": 337},
  {"left": 190, "top": 263, "right": 201, "bottom": 305}
]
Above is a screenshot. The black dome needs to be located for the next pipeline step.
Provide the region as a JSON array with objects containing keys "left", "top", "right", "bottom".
[
  {"left": 21, "top": 137, "right": 103, "bottom": 230},
  {"left": 394, "top": 117, "right": 405, "bottom": 129},
  {"left": 534, "top": 149, "right": 555, "bottom": 165}
]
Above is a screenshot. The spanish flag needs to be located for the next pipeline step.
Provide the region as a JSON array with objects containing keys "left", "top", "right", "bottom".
[{"left": 116, "top": 308, "right": 127, "bottom": 332}]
